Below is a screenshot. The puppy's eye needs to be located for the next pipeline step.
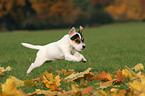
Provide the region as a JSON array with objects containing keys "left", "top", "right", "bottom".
[{"left": 75, "top": 39, "right": 80, "bottom": 43}]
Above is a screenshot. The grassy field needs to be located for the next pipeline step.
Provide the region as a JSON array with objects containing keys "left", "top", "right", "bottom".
[{"left": 1, "top": 22, "right": 145, "bottom": 93}]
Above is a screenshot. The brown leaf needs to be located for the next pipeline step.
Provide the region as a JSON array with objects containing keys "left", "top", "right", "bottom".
[
  {"left": 81, "top": 86, "right": 94, "bottom": 95},
  {"left": 95, "top": 71, "right": 112, "bottom": 81},
  {"left": 81, "top": 81, "right": 87, "bottom": 87},
  {"left": 119, "top": 90, "right": 127, "bottom": 96},
  {"left": 115, "top": 69, "right": 125, "bottom": 83},
  {"left": 83, "top": 72, "right": 94, "bottom": 81},
  {"left": 75, "top": 91, "right": 82, "bottom": 96},
  {"left": 0, "top": 70, "right": 4, "bottom": 76}
]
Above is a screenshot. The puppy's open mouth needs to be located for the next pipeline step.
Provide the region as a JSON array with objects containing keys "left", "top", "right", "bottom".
[{"left": 80, "top": 48, "right": 85, "bottom": 51}]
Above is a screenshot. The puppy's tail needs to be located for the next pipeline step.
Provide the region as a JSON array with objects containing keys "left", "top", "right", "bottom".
[{"left": 21, "top": 43, "right": 42, "bottom": 50}]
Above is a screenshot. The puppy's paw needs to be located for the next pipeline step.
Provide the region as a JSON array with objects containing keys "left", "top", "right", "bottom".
[{"left": 81, "top": 58, "right": 87, "bottom": 63}]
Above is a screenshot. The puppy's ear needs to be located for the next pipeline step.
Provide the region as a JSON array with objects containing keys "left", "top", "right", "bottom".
[
  {"left": 69, "top": 27, "right": 76, "bottom": 37},
  {"left": 78, "top": 26, "right": 83, "bottom": 33}
]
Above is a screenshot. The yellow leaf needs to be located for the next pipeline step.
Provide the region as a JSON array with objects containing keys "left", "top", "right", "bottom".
[
  {"left": 40, "top": 72, "right": 61, "bottom": 91},
  {"left": 0, "top": 67, "right": 5, "bottom": 72},
  {"left": 98, "top": 79, "right": 115, "bottom": 89},
  {"left": 45, "top": 71, "right": 53, "bottom": 82},
  {"left": 125, "top": 65, "right": 137, "bottom": 76},
  {"left": 93, "top": 90, "right": 107, "bottom": 96},
  {"left": 10, "top": 76, "right": 24, "bottom": 87},
  {"left": 122, "top": 69, "right": 133, "bottom": 78},
  {"left": 46, "top": 83, "right": 57, "bottom": 91},
  {"left": 71, "top": 84, "right": 79, "bottom": 92},
  {"left": 140, "top": 93, "right": 145, "bottom": 96},
  {"left": 137, "top": 71, "right": 142, "bottom": 77},
  {"left": 35, "top": 89, "right": 52, "bottom": 95},
  {"left": 128, "top": 80, "right": 142, "bottom": 91},
  {"left": 0, "top": 66, "right": 11, "bottom": 72},
  {"left": 55, "top": 75, "right": 61, "bottom": 86},
  {"left": 110, "top": 88, "right": 119, "bottom": 93},
  {"left": 57, "top": 69, "right": 75, "bottom": 75},
  {"left": 65, "top": 68, "right": 92, "bottom": 81},
  {"left": 140, "top": 74, "right": 145, "bottom": 85},
  {"left": 133, "top": 63, "right": 144, "bottom": 71},
  {"left": 27, "top": 89, "right": 52, "bottom": 95},
  {"left": 6, "top": 66, "right": 11, "bottom": 71},
  {"left": 2, "top": 78, "right": 26, "bottom": 96}
]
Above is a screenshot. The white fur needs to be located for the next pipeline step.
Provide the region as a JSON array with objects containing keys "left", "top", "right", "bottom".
[{"left": 22, "top": 27, "right": 87, "bottom": 74}]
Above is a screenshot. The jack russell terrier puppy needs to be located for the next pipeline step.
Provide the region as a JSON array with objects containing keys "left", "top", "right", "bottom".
[{"left": 22, "top": 26, "right": 87, "bottom": 74}]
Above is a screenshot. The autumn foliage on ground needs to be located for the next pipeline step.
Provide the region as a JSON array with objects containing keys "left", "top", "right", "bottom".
[{"left": 0, "top": 63, "right": 145, "bottom": 96}]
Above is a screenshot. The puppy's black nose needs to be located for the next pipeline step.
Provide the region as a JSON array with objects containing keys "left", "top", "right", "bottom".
[{"left": 82, "top": 45, "right": 86, "bottom": 49}]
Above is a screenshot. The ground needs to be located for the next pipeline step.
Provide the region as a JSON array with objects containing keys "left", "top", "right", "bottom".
[{"left": 0, "top": 22, "right": 145, "bottom": 93}]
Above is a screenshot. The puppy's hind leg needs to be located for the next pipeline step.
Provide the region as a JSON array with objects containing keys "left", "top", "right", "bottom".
[{"left": 27, "top": 56, "right": 47, "bottom": 74}]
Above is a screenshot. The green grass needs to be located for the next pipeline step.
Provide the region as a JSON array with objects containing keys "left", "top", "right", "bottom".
[{"left": 1, "top": 22, "right": 145, "bottom": 93}]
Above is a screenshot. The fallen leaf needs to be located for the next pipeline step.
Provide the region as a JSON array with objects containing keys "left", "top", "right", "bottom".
[
  {"left": 125, "top": 66, "right": 137, "bottom": 77},
  {"left": 40, "top": 71, "right": 61, "bottom": 91},
  {"left": 54, "top": 75, "right": 61, "bottom": 86},
  {"left": 122, "top": 69, "right": 133, "bottom": 78},
  {"left": 2, "top": 78, "right": 26, "bottom": 96},
  {"left": 75, "top": 91, "right": 82, "bottom": 96},
  {"left": 133, "top": 63, "right": 144, "bottom": 71},
  {"left": 0, "top": 66, "right": 11, "bottom": 72},
  {"left": 140, "top": 93, "right": 145, "bottom": 96},
  {"left": 81, "top": 81, "right": 87, "bottom": 87},
  {"left": 10, "top": 76, "right": 24, "bottom": 87},
  {"left": 137, "top": 71, "right": 142, "bottom": 77},
  {"left": 83, "top": 72, "right": 94, "bottom": 81},
  {"left": 115, "top": 69, "right": 125, "bottom": 83},
  {"left": 96, "top": 71, "right": 112, "bottom": 81},
  {"left": 127, "top": 80, "right": 142, "bottom": 92},
  {"left": 27, "top": 89, "right": 52, "bottom": 95},
  {"left": 81, "top": 86, "right": 94, "bottom": 95},
  {"left": 45, "top": 71, "right": 53, "bottom": 82},
  {"left": 65, "top": 68, "right": 92, "bottom": 81},
  {"left": 0, "top": 70, "right": 4, "bottom": 76},
  {"left": 118, "top": 90, "right": 127, "bottom": 96},
  {"left": 55, "top": 69, "right": 75, "bottom": 76},
  {"left": 0, "top": 67, "right": 5, "bottom": 72},
  {"left": 98, "top": 79, "right": 115, "bottom": 89},
  {"left": 110, "top": 88, "right": 119, "bottom": 93},
  {"left": 93, "top": 90, "right": 107, "bottom": 96},
  {"left": 71, "top": 84, "right": 79, "bottom": 91},
  {"left": 6, "top": 66, "right": 11, "bottom": 71}
]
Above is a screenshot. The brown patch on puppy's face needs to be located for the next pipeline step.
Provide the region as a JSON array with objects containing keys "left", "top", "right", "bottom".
[{"left": 70, "top": 34, "right": 81, "bottom": 45}]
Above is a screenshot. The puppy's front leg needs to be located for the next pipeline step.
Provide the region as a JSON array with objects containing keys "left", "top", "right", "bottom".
[
  {"left": 64, "top": 53, "right": 82, "bottom": 62},
  {"left": 72, "top": 50, "right": 87, "bottom": 63}
]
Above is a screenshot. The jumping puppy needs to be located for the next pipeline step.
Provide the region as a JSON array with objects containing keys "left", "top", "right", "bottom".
[{"left": 22, "top": 26, "right": 87, "bottom": 74}]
